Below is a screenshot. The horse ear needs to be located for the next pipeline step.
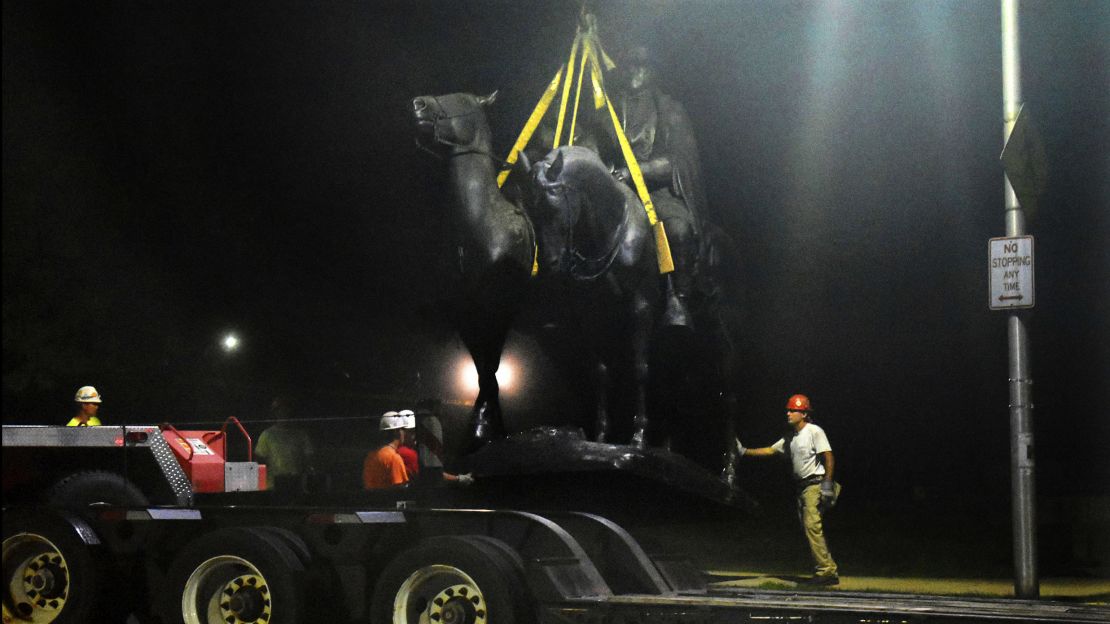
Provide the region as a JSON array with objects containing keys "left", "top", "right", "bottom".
[
  {"left": 478, "top": 90, "right": 499, "bottom": 107},
  {"left": 516, "top": 150, "right": 533, "bottom": 176},
  {"left": 546, "top": 149, "right": 564, "bottom": 182}
]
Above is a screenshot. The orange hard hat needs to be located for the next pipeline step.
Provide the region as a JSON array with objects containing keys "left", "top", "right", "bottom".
[{"left": 786, "top": 394, "right": 812, "bottom": 412}]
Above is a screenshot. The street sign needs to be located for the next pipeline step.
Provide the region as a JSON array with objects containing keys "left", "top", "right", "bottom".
[
  {"left": 989, "top": 236, "right": 1034, "bottom": 310},
  {"left": 1000, "top": 104, "right": 1048, "bottom": 217}
]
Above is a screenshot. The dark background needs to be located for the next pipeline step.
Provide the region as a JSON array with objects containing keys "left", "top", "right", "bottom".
[{"left": 4, "top": 0, "right": 1108, "bottom": 519}]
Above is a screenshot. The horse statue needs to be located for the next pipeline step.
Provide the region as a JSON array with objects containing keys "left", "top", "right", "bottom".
[
  {"left": 524, "top": 145, "right": 743, "bottom": 471},
  {"left": 522, "top": 146, "right": 662, "bottom": 447},
  {"left": 411, "top": 91, "right": 535, "bottom": 448}
]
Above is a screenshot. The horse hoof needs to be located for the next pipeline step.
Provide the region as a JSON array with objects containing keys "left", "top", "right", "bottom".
[
  {"left": 719, "top": 468, "right": 736, "bottom": 488},
  {"left": 629, "top": 432, "right": 647, "bottom": 449},
  {"left": 661, "top": 290, "right": 694, "bottom": 329},
  {"left": 473, "top": 423, "right": 506, "bottom": 441},
  {"left": 463, "top": 436, "right": 493, "bottom": 455}
]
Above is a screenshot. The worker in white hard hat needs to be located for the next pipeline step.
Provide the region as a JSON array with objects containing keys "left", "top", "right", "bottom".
[
  {"left": 412, "top": 401, "right": 474, "bottom": 486},
  {"left": 395, "top": 410, "right": 420, "bottom": 478},
  {"left": 362, "top": 411, "right": 411, "bottom": 489},
  {"left": 67, "top": 386, "right": 103, "bottom": 426}
]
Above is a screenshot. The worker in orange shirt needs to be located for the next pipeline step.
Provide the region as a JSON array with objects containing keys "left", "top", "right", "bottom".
[{"left": 362, "top": 411, "right": 411, "bottom": 489}]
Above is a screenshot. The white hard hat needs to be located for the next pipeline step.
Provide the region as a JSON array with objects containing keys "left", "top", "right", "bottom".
[
  {"left": 398, "top": 409, "right": 416, "bottom": 429},
  {"left": 379, "top": 411, "right": 406, "bottom": 431},
  {"left": 74, "top": 386, "right": 102, "bottom": 403}
]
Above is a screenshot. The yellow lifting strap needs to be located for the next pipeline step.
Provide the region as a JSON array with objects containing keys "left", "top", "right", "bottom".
[
  {"left": 603, "top": 92, "right": 675, "bottom": 274},
  {"left": 581, "top": 20, "right": 673, "bottom": 273},
  {"left": 496, "top": 65, "right": 565, "bottom": 278},
  {"left": 496, "top": 14, "right": 674, "bottom": 275},
  {"left": 552, "top": 32, "right": 582, "bottom": 148},
  {"left": 497, "top": 65, "right": 564, "bottom": 189},
  {"left": 567, "top": 38, "right": 590, "bottom": 146}
]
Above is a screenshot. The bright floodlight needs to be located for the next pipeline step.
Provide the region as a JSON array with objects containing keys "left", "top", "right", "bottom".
[
  {"left": 457, "top": 357, "right": 517, "bottom": 394},
  {"left": 221, "top": 333, "right": 240, "bottom": 352},
  {"left": 498, "top": 360, "right": 515, "bottom": 391}
]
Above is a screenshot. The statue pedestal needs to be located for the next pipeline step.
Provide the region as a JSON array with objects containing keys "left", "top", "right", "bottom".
[{"left": 452, "top": 427, "right": 757, "bottom": 519}]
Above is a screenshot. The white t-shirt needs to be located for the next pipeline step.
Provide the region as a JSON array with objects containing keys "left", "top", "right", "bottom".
[{"left": 771, "top": 422, "right": 832, "bottom": 480}]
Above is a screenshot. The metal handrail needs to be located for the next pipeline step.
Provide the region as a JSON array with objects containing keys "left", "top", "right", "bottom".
[
  {"left": 216, "top": 416, "right": 253, "bottom": 462},
  {"left": 159, "top": 422, "right": 194, "bottom": 461}
]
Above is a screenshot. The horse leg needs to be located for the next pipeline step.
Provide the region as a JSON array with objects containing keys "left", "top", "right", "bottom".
[
  {"left": 593, "top": 361, "right": 610, "bottom": 443},
  {"left": 708, "top": 304, "right": 742, "bottom": 486},
  {"left": 471, "top": 365, "right": 505, "bottom": 440},
  {"left": 657, "top": 209, "right": 696, "bottom": 329},
  {"left": 629, "top": 296, "right": 654, "bottom": 449},
  {"left": 720, "top": 391, "right": 741, "bottom": 487},
  {"left": 461, "top": 324, "right": 509, "bottom": 452}
]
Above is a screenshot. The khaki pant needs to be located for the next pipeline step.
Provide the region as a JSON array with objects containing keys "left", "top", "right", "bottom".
[{"left": 797, "top": 482, "right": 841, "bottom": 577}]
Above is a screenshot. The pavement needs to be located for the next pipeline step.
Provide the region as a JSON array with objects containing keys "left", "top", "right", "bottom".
[{"left": 706, "top": 569, "right": 1110, "bottom": 603}]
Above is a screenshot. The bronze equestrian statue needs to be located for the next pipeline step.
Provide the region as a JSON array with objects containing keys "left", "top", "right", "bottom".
[
  {"left": 411, "top": 91, "right": 535, "bottom": 449},
  {"left": 524, "top": 143, "right": 742, "bottom": 471},
  {"left": 412, "top": 89, "right": 740, "bottom": 475},
  {"left": 524, "top": 146, "right": 663, "bottom": 447}
]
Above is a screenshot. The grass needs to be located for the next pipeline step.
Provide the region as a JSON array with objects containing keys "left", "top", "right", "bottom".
[{"left": 625, "top": 498, "right": 1110, "bottom": 602}]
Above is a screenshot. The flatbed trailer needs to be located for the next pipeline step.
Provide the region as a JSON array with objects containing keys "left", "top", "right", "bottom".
[
  {"left": 6, "top": 502, "right": 1107, "bottom": 624},
  {"left": 3, "top": 425, "right": 1107, "bottom": 624},
  {"left": 579, "top": 589, "right": 1109, "bottom": 623}
]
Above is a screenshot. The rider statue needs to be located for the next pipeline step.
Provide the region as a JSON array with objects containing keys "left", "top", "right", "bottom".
[{"left": 602, "top": 44, "right": 709, "bottom": 325}]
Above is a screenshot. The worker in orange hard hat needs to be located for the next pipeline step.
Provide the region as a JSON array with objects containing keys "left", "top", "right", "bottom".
[
  {"left": 67, "top": 386, "right": 103, "bottom": 426},
  {"left": 735, "top": 393, "right": 842, "bottom": 585}
]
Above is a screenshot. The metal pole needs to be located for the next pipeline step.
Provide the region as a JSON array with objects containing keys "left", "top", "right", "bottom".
[{"left": 1001, "top": 0, "right": 1038, "bottom": 599}]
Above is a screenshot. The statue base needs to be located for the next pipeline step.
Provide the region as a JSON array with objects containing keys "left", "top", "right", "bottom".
[{"left": 452, "top": 426, "right": 757, "bottom": 517}]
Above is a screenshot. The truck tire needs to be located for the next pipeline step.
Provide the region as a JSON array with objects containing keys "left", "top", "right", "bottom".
[
  {"left": 1, "top": 509, "right": 99, "bottom": 624},
  {"left": 371, "top": 535, "right": 530, "bottom": 624},
  {"left": 46, "top": 470, "right": 149, "bottom": 511},
  {"left": 159, "top": 527, "right": 306, "bottom": 624},
  {"left": 457, "top": 536, "right": 533, "bottom": 622},
  {"left": 252, "top": 526, "right": 312, "bottom": 566}
]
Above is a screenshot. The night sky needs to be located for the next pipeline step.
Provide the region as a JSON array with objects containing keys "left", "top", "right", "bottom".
[{"left": 3, "top": 1, "right": 1108, "bottom": 505}]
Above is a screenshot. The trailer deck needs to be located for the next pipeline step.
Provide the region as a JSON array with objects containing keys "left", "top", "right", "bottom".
[{"left": 575, "top": 587, "right": 1109, "bottom": 623}]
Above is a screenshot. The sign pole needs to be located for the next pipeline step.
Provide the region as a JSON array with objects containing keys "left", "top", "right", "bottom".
[{"left": 1001, "top": 0, "right": 1038, "bottom": 598}]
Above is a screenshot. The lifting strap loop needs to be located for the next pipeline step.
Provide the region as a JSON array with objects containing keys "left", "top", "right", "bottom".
[{"left": 603, "top": 93, "right": 674, "bottom": 273}]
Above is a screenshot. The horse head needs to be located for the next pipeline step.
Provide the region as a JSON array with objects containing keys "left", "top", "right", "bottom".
[
  {"left": 527, "top": 148, "right": 577, "bottom": 274},
  {"left": 412, "top": 91, "right": 498, "bottom": 158},
  {"left": 528, "top": 146, "right": 635, "bottom": 280}
]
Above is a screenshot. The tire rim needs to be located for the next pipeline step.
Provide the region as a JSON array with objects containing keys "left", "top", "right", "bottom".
[
  {"left": 394, "top": 565, "right": 487, "bottom": 624},
  {"left": 2, "top": 532, "right": 70, "bottom": 624},
  {"left": 181, "top": 555, "right": 272, "bottom": 624}
]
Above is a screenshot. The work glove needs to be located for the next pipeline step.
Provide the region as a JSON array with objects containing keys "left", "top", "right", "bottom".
[
  {"left": 819, "top": 480, "right": 837, "bottom": 510},
  {"left": 734, "top": 437, "right": 747, "bottom": 456},
  {"left": 456, "top": 473, "right": 475, "bottom": 486}
]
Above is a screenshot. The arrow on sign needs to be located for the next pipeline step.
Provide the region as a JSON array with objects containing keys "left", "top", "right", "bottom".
[{"left": 999, "top": 294, "right": 1025, "bottom": 301}]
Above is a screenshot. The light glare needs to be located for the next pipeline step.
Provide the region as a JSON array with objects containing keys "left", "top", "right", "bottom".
[
  {"left": 457, "top": 357, "right": 517, "bottom": 395},
  {"left": 221, "top": 333, "right": 240, "bottom": 352}
]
